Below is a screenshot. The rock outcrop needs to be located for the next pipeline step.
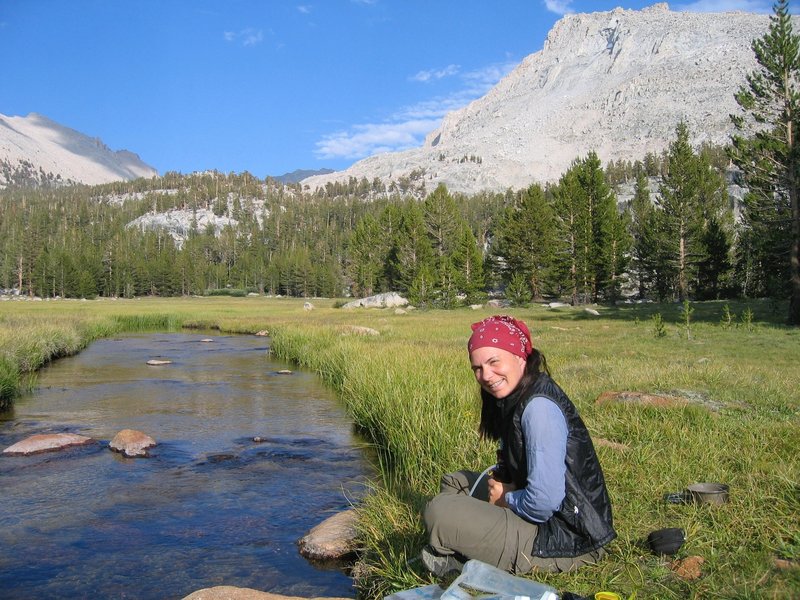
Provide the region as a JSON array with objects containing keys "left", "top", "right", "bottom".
[
  {"left": 302, "top": 5, "right": 775, "bottom": 195},
  {"left": 2, "top": 433, "right": 94, "bottom": 455}
]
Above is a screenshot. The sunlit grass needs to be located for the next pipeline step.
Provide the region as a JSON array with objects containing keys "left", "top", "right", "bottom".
[{"left": 0, "top": 296, "right": 798, "bottom": 598}]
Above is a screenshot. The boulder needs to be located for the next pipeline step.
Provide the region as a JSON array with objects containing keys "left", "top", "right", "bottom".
[
  {"left": 341, "top": 292, "right": 408, "bottom": 309},
  {"left": 547, "top": 302, "right": 571, "bottom": 309},
  {"left": 182, "top": 588, "right": 352, "bottom": 600},
  {"left": 297, "top": 509, "right": 359, "bottom": 561},
  {"left": 303, "top": 302, "right": 314, "bottom": 311},
  {"left": 469, "top": 304, "right": 483, "bottom": 310},
  {"left": 394, "top": 308, "right": 407, "bottom": 315},
  {"left": 255, "top": 330, "right": 269, "bottom": 336},
  {"left": 109, "top": 429, "right": 156, "bottom": 458},
  {"left": 3, "top": 433, "right": 94, "bottom": 456},
  {"left": 583, "top": 307, "right": 600, "bottom": 316}
]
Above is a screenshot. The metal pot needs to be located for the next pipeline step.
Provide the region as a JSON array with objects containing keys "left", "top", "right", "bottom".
[{"left": 687, "top": 482, "right": 729, "bottom": 505}]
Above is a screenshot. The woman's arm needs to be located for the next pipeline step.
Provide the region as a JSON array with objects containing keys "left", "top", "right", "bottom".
[{"left": 504, "top": 397, "right": 567, "bottom": 523}]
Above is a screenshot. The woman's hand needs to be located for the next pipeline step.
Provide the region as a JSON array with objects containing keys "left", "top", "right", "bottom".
[{"left": 487, "top": 477, "right": 516, "bottom": 507}]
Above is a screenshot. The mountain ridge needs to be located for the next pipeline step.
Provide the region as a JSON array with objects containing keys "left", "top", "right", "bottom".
[
  {"left": 301, "top": 4, "right": 773, "bottom": 195},
  {"left": 0, "top": 112, "right": 158, "bottom": 188}
]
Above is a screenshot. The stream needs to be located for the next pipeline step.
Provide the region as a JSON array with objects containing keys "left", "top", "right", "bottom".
[{"left": 0, "top": 332, "right": 372, "bottom": 599}]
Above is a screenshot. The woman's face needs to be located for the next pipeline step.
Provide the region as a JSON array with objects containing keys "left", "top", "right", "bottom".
[{"left": 469, "top": 346, "right": 527, "bottom": 399}]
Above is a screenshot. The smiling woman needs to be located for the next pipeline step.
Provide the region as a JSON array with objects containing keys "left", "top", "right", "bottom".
[{"left": 422, "top": 315, "right": 616, "bottom": 577}]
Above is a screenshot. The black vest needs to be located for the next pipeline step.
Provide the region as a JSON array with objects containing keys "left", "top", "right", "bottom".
[{"left": 499, "top": 373, "right": 616, "bottom": 558}]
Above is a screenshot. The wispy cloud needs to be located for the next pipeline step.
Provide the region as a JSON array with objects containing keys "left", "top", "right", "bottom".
[
  {"left": 410, "top": 64, "right": 460, "bottom": 83},
  {"left": 672, "top": 0, "right": 773, "bottom": 11},
  {"left": 315, "top": 60, "right": 518, "bottom": 160},
  {"left": 543, "top": 0, "right": 573, "bottom": 16},
  {"left": 223, "top": 28, "right": 264, "bottom": 47},
  {"left": 297, "top": 5, "right": 312, "bottom": 14}
]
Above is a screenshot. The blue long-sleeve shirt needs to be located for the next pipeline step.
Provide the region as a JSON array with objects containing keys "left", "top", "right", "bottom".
[{"left": 503, "top": 396, "right": 568, "bottom": 523}]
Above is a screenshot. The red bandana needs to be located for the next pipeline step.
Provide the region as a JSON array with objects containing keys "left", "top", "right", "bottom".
[{"left": 467, "top": 315, "right": 533, "bottom": 360}]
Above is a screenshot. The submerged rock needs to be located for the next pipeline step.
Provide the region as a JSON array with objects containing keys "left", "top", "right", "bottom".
[
  {"left": 109, "top": 429, "right": 156, "bottom": 457},
  {"left": 2, "top": 433, "right": 94, "bottom": 456},
  {"left": 182, "top": 587, "right": 352, "bottom": 600},
  {"left": 146, "top": 359, "right": 172, "bottom": 366},
  {"left": 297, "top": 508, "right": 359, "bottom": 561}
]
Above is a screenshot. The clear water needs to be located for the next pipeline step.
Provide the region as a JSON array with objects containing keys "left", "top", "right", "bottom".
[{"left": 0, "top": 333, "right": 372, "bottom": 599}]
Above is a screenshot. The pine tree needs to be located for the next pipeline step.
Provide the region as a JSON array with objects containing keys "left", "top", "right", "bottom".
[
  {"left": 492, "top": 184, "right": 557, "bottom": 300},
  {"left": 730, "top": 0, "right": 800, "bottom": 324}
]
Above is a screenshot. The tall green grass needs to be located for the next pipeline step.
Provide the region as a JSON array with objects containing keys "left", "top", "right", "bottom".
[{"left": 0, "top": 297, "right": 798, "bottom": 598}]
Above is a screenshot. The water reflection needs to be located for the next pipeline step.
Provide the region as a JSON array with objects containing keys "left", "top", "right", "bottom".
[{"left": 0, "top": 333, "right": 371, "bottom": 599}]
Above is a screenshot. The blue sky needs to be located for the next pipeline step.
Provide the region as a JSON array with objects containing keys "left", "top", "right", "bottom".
[{"left": 1, "top": 0, "right": 777, "bottom": 177}]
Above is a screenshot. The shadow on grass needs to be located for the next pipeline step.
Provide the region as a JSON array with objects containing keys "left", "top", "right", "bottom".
[{"left": 537, "top": 298, "right": 792, "bottom": 328}]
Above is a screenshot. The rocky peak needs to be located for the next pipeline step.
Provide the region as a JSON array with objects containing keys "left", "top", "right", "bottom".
[{"left": 302, "top": 5, "right": 774, "bottom": 196}]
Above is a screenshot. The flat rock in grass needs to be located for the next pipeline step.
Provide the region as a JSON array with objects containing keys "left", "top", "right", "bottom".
[
  {"left": 182, "top": 587, "right": 352, "bottom": 600},
  {"left": 297, "top": 509, "right": 359, "bottom": 561},
  {"left": 3, "top": 433, "right": 94, "bottom": 455},
  {"left": 109, "top": 429, "right": 156, "bottom": 457},
  {"left": 583, "top": 307, "right": 600, "bottom": 316},
  {"left": 774, "top": 557, "right": 800, "bottom": 570},
  {"left": 595, "top": 391, "right": 689, "bottom": 409},
  {"left": 592, "top": 437, "right": 629, "bottom": 452},
  {"left": 670, "top": 555, "right": 704, "bottom": 580},
  {"left": 342, "top": 326, "right": 379, "bottom": 336},
  {"left": 146, "top": 359, "right": 172, "bottom": 366}
]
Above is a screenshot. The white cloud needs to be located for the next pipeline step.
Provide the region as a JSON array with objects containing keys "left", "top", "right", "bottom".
[
  {"left": 297, "top": 5, "right": 311, "bottom": 14},
  {"left": 543, "top": 0, "right": 573, "bottom": 16},
  {"left": 223, "top": 28, "right": 264, "bottom": 46},
  {"left": 315, "top": 59, "right": 518, "bottom": 160},
  {"left": 410, "top": 64, "right": 460, "bottom": 83},
  {"left": 671, "top": 0, "right": 772, "bottom": 11},
  {"left": 316, "top": 119, "right": 440, "bottom": 160}
]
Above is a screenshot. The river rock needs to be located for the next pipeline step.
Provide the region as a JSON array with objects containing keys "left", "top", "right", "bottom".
[
  {"left": 182, "top": 587, "right": 352, "bottom": 600},
  {"left": 2, "top": 433, "right": 94, "bottom": 455},
  {"left": 255, "top": 330, "right": 269, "bottom": 336},
  {"left": 109, "top": 429, "right": 156, "bottom": 457},
  {"left": 297, "top": 509, "right": 359, "bottom": 561},
  {"left": 341, "top": 292, "right": 408, "bottom": 309},
  {"left": 201, "top": 338, "right": 214, "bottom": 343},
  {"left": 146, "top": 359, "right": 172, "bottom": 365},
  {"left": 276, "top": 369, "right": 293, "bottom": 375}
]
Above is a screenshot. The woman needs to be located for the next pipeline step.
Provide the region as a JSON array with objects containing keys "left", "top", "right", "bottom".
[{"left": 422, "top": 315, "right": 615, "bottom": 576}]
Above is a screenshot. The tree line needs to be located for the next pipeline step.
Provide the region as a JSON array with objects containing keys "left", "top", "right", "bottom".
[{"left": 1, "top": 1, "right": 798, "bottom": 324}]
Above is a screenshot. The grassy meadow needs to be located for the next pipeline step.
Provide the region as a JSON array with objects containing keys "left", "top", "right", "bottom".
[{"left": 0, "top": 296, "right": 798, "bottom": 599}]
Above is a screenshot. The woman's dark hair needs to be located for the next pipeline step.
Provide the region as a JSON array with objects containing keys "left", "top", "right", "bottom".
[{"left": 477, "top": 348, "right": 549, "bottom": 441}]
